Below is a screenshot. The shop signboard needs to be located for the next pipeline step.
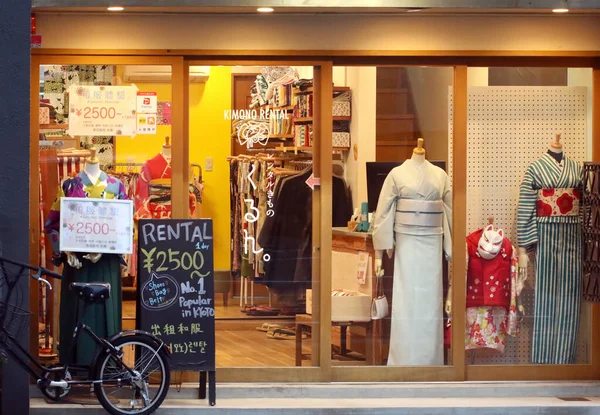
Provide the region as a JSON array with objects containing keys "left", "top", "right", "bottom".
[
  {"left": 67, "top": 85, "right": 138, "bottom": 137},
  {"left": 137, "top": 219, "right": 216, "bottom": 372},
  {"left": 59, "top": 197, "right": 134, "bottom": 254}
]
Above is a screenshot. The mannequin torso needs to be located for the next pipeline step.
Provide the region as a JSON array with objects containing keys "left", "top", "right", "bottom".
[
  {"left": 84, "top": 161, "right": 101, "bottom": 184},
  {"left": 161, "top": 146, "right": 172, "bottom": 164}
]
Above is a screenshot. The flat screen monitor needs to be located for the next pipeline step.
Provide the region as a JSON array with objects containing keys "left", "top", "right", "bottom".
[{"left": 366, "top": 160, "right": 447, "bottom": 213}]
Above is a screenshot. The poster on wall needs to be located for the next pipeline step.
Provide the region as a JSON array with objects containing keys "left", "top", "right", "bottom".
[
  {"left": 67, "top": 85, "right": 138, "bottom": 137},
  {"left": 59, "top": 197, "right": 134, "bottom": 255},
  {"left": 137, "top": 92, "right": 158, "bottom": 134},
  {"left": 137, "top": 219, "right": 216, "bottom": 371}
]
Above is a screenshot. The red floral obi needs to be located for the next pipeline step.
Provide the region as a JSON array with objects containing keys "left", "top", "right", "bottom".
[{"left": 537, "top": 188, "right": 580, "bottom": 217}]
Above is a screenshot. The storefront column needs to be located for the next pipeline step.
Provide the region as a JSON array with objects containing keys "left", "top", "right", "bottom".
[
  {"left": 451, "top": 66, "right": 468, "bottom": 381},
  {"left": 0, "top": 0, "right": 32, "bottom": 413}
]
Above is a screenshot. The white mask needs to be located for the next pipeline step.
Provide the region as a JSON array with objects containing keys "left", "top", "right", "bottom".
[{"left": 477, "top": 224, "right": 504, "bottom": 260}]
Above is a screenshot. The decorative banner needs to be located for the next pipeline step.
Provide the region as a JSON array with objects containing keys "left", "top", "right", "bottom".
[
  {"left": 59, "top": 197, "right": 134, "bottom": 254},
  {"left": 137, "top": 113, "right": 157, "bottom": 135},
  {"left": 67, "top": 85, "right": 138, "bottom": 137},
  {"left": 138, "top": 219, "right": 215, "bottom": 371},
  {"left": 137, "top": 92, "right": 158, "bottom": 113}
]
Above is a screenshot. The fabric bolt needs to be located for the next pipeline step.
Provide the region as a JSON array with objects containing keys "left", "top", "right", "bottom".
[
  {"left": 517, "top": 153, "right": 582, "bottom": 364},
  {"left": 44, "top": 170, "right": 127, "bottom": 366},
  {"left": 372, "top": 159, "right": 452, "bottom": 366}
]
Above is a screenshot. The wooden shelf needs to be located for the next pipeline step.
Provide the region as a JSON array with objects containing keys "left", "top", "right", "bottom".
[
  {"left": 275, "top": 146, "right": 350, "bottom": 153},
  {"left": 269, "top": 105, "right": 295, "bottom": 111},
  {"left": 39, "top": 124, "right": 68, "bottom": 130},
  {"left": 376, "top": 88, "right": 409, "bottom": 94},
  {"left": 294, "top": 86, "right": 351, "bottom": 95},
  {"left": 294, "top": 117, "right": 313, "bottom": 123},
  {"left": 269, "top": 134, "right": 295, "bottom": 139},
  {"left": 294, "top": 116, "right": 351, "bottom": 124},
  {"left": 375, "top": 115, "right": 416, "bottom": 120}
]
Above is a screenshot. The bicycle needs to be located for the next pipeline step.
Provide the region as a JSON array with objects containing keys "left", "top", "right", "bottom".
[{"left": 0, "top": 256, "right": 171, "bottom": 414}]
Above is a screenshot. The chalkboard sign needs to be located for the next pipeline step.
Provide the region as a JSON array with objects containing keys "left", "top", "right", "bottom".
[{"left": 137, "top": 219, "right": 215, "bottom": 371}]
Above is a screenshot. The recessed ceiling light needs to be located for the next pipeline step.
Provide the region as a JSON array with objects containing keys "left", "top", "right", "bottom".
[
  {"left": 107, "top": 6, "right": 124, "bottom": 12},
  {"left": 552, "top": 8, "right": 569, "bottom": 13},
  {"left": 257, "top": 7, "right": 274, "bottom": 13}
]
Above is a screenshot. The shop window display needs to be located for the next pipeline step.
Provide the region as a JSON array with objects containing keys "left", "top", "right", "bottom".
[
  {"left": 36, "top": 64, "right": 177, "bottom": 365},
  {"left": 458, "top": 67, "right": 592, "bottom": 365}
]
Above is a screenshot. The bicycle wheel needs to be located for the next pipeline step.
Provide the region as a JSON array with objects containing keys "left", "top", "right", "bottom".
[{"left": 93, "top": 334, "right": 170, "bottom": 415}]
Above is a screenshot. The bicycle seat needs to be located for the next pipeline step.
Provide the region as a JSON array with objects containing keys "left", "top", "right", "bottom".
[{"left": 70, "top": 282, "right": 111, "bottom": 302}]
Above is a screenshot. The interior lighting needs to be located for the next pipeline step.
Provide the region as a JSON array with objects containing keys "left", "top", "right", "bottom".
[
  {"left": 107, "top": 6, "right": 125, "bottom": 11},
  {"left": 257, "top": 7, "right": 274, "bottom": 13},
  {"left": 552, "top": 8, "right": 569, "bottom": 13}
]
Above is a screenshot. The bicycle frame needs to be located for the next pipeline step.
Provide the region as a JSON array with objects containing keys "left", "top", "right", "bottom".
[{"left": 0, "top": 300, "right": 139, "bottom": 388}]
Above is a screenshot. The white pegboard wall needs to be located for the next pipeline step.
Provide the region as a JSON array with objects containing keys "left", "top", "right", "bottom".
[{"left": 449, "top": 86, "right": 590, "bottom": 365}]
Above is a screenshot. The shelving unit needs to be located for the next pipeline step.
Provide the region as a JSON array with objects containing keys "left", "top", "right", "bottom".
[{"left": 39, "top": 124, "right": 69, "bottom": 131}]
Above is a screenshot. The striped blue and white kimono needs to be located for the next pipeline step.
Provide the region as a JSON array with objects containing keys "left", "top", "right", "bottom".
[{"left": 517, "top": 153, "right": 582, "bottom": 364}]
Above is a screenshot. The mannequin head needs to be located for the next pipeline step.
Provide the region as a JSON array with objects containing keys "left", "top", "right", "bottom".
[
  {"left": 162, "top": 136, "right": 172, "bottom": 161},
  {"left": 411, "top": 138, "right": 426, "bottom": 163},
  {"left": 84, "top": 147, "right": 101, "bottom": 182},
  {"left": 549, "top": 133, "right": 563, "bottom": 154},
  {"left": 477, "top": 224, "right": 504, "bottom": 260}
]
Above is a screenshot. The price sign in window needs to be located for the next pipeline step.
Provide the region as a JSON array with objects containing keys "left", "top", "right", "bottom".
[
  {"left": 59, "top": 197, "right": 134, "bottom": 254},
  {"left": 67, "top": 85, "right": 138, "bottom": 137}
]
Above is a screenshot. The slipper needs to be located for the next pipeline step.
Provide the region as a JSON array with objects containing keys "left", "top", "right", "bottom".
[
  {"left": 256, "top": 323, "right": 285, "bottom": 332},
  {"left": 267, "top": 328, "right": 307, "bottom": 340}
]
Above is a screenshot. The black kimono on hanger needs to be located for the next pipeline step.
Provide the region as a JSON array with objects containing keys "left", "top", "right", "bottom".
[{"left": 258, "top": 168, "right": 352, "bottom": 294}]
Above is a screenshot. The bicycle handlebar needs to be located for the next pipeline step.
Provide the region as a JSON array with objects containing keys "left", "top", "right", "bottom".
[{"left": 0, "top": 256, "right": 62, "bottom": 280}]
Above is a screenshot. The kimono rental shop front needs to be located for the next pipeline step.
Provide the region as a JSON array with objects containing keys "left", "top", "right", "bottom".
[{"left": 28, "top": 10, "right": 600, "bottom": 386}]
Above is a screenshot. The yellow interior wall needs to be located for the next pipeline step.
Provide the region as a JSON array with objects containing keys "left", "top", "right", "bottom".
[
  {"left": 114, "top": 66, "right": 232, "bottom": 271},
  {"left": 189, "top": 66, "right": 232, "bottom": 270}
]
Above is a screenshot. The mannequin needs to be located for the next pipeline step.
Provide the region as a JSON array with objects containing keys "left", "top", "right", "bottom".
[
  {"left": 134, "top": 136, "right": 196, "bottom": 219},
  {"left": 517, "top": 133, "right": 582, "bottom": 364},
  {"left": 371, "top": 137, "right": 452, "bottom": 366},
  {"left": 162, "top": 135, "right": 172, "bottom": 163},
  {"left": 518, "top": 134, "right": 564, "bottom": 269},
  {"left": 375, "top": 138, "right": 426, "bottom": 276},
  {"left": 44, "top": 147, "right": 128, "bottom": 365}
]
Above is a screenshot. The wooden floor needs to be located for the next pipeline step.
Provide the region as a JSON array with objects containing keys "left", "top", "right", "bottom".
[{"left": 123, "top": 300, "right": 311, "bottom": 367}]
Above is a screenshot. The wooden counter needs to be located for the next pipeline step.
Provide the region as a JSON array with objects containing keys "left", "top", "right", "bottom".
[{"left": 331, "top": 227, "right": 391, "bottom": 366}]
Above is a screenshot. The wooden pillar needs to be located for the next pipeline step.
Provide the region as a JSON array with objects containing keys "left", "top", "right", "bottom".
[
  {"left": 171, "top": 57, "right": 189, "bottom": 219},
  {"left": 451, "top": 65, "right": 468, "bottom": 381},
  {"left": 313, "top": 62, "right": 333, "bottom": 376}
]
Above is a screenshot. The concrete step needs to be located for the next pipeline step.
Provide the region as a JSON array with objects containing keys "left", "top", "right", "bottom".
[{"left": 29, "top": 396, "right": 600, "bottom": 415}]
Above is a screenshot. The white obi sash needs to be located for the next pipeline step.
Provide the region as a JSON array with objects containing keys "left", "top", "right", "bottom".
[{"left": 395, "top": 199, "right": 444, "bottom": 227}]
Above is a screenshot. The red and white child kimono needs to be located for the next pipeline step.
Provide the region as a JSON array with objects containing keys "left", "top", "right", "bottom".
[
  {"left": 465, "top": 225, "right": 521, "bottom": 352},
  {"left": 134, "top": 153, "right": 196, "bottom": 219}
]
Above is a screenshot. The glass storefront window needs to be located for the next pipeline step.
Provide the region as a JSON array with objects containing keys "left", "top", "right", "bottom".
[
  {"left": 464, "top": 67, "right": 593, "bottom": 365},
  {"left": 189, "top": 65, "right": 320, "bottom": 367},
  {"left": 330, "top": 66, "right": 454, "bottom": 366},
  {"left": 37, "top": 64, "right": 173, "bottom": 365}
]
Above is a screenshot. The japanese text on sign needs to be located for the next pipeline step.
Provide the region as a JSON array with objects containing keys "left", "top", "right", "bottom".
[
  {"left": 59, "top": 197, "right": 133, "bottom": 254},
  {"left": 67, "top": 85, "right": 138, "bottom": 137},
  {"left": 138, "top": 220, "right": 215, "bottom": 371}
]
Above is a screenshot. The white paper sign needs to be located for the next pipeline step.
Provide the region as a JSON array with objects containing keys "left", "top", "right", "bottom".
[
  {"left": 67, "top": 85, "right": 138, "bottom": 137},
  {"left": 137, "top": 113, "right": 157, "bottom": 134},
  {"left": 357, "top": 252, "right": 369, "bottom": 286},
  {"left": 137, "top": 92, "right": 158, "bottom": 113},
  {"left": 59, "top": 197, "right": 134, "bottom": 255}
]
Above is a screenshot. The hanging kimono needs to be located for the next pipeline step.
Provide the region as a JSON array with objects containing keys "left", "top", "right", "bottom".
[
  {"left": 517, "top": 153, "right": 582, "bottom": 364},
  {"left": 372, "top": 159, "right": 452, "bottom": 366},
  {"left": 465, "top": 227, "right": 521, "bottom": 352},
  {"left": 135, "top": 153, "right": 196, "bottom": 219},
  {"left": 44, "top": 171, "right": 127, "bottom": 366}
]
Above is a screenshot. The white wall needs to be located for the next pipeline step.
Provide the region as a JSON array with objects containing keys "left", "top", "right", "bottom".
[
  {"left": 567, "top": 68, "right": 593, "bottom": 159},
  {"left": 36, "top": 14, "right": 600, "bottom": 51},
  {"left": 344, "top": 66, "right": 377, "bottom": 210},
  {"left": 405, "top": 67, "right": 454, "bottom": 164}
]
